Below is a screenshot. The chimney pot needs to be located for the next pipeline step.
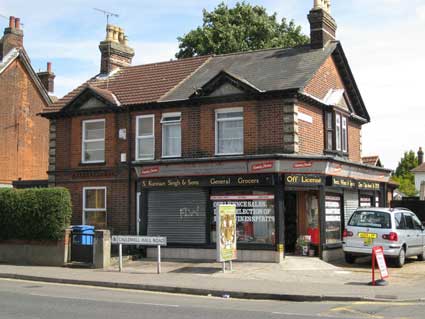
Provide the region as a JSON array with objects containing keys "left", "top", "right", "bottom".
[
  {"left": 118, "top": 28, "right": 125, "bottom": 44},
  {"left": 15, "top": 17, "right": 21, "bottom": 30},
  {"left": 9, "top": 16, "right": 15, "bottom": 28},
  {"left": 47, "top": 62, "right": 52, "bottom": 73}
]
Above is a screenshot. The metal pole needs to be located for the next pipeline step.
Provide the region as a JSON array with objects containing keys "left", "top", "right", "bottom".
[
  {"left": 157, "top": 245, "right": 161, "bottom": 274},
  {"left": 119, "top": 244, "right": 123, "bottom": 272},
  {"left": 222, "top": 262, "right": 226, "bottom": 273},
  {"left": 230, "top": 260, "right": 233, "bottom": 272}
]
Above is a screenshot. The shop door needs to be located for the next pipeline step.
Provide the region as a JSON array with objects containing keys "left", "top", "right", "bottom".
[{"left": 284, "top": 192, "right": 297, "bottom": 253}]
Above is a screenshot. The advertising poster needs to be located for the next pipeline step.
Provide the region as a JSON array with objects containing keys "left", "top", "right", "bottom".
[{"left": 217, "top": 204, "right": 237, "bottom": 262}]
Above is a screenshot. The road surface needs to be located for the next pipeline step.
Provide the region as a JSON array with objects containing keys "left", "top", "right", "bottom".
[{"left": 0, "top": 278, "right": 423, "bottom": 319}]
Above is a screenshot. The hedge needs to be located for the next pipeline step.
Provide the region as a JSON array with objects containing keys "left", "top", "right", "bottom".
[{"left": 0, "top": 187, "right": 72, "bottom": 241}]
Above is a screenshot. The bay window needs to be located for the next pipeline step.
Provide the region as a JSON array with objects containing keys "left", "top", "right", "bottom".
[
  {"left": 325, "top": 111, "right": 348, "bottom": 155},
  {"left": 136, "top": 115, "right": 155, "bottom": 160},
  {"left": 215, "top": 108, "right": 244, "bottom": 155},
  {"left": 161, "top": 113, "right": 181, "bottom": 158}
]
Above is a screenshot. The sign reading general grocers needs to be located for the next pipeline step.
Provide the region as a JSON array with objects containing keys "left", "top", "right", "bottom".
[
  {"left": 111, "top": 236, "right": 167, "bottom": 246},
  {"left": 217, "top": 205, "right": 237, "bottom": 262}
]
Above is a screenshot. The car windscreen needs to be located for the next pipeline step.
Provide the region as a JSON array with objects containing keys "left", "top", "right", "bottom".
[{"left": 348, "top": 211, "right": 392, "bottom": 229}]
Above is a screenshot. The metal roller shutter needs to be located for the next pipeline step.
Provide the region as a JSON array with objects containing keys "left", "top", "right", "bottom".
[
  {"left": 344, "top": 191, "right": 358, "bottom": 225},
  {"left": 147, "top": 189, "right": 208, "bottom": 244}
]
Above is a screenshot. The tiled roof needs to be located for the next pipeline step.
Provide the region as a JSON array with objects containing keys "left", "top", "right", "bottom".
[
  {"left": 162, "top": 42, "right": 338, "bottom": 102},
  {"left": 411, "top": 162, "right": 425, "bottom": 173},
  {"left": 48, "top": 55, "right": 211, "bottom": 111},
  {"left": 362, "top": 156, "right": 380, "bottom": 166}
]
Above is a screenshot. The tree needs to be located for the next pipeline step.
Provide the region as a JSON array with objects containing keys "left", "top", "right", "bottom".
[
  {"left": 392, "top": 150, "right": 418, "bottom": 196},
  {"left": 176, "top": 2, "right": 309, "bottom": 59}
]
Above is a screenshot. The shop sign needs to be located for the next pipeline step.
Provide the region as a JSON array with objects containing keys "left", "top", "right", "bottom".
[
  {"left": 141, "top": 175, "right": 274, "bottom": 188},
  {"left": 251, "top": 161, "right": 274, "bottom": 172},
  {"left": 328, "top": 176, "right": 357, "bottom": 189},
  {"left": 141, "top": 166, "right": 160, "bottom": 175},
  {"left": 293, "top": 161, "right": 313, "bottom": 169},
  {"left": 358, "top": 180, "right": 381, "bottom": 191},
  {"left": 217, "top": 205, "right": 237, "bottom": 262},
  {"left": 285, "top": 174, "right": 324, "bottom": 186}
]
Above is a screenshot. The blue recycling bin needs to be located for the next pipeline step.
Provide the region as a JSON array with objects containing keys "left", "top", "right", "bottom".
[{"left": 71, "top": 225, "right": 95, "bottom": 245}]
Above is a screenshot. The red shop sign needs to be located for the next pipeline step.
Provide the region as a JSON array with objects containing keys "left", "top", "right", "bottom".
[
  {"left": 251, "top": 161, "right": 274, "bottom": 172},
  {"left": 141, "top": 166, "right": 160, "bottom": 175}
]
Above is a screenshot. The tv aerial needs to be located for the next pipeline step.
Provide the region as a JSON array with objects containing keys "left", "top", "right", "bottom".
[{"left": 94, "top": 8, "right": 119, "bottom": 25}]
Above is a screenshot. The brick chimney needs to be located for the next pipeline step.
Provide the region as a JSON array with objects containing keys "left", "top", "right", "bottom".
[
  {"left": 98, "top": 24, "right": 134, "bottom": 74},
  {"left": 418, "top": 147, "right": 424, "bottom": 165},
  {"left": 307, "top": 0, "right": 337, "bottom": 49},
  {"left": 0, "top": 16, "right": 24, "bottom": 60},
  {"left": 37, "top": 62, "right": 55, "bottom": 93}
]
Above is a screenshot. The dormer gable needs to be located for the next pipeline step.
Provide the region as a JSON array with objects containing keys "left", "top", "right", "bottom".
[
  {"left": 190, "top": 70, "right": 262, "bottom": 98},
  {"left": 61, "top": 85, "right": 120, "bottom": 113}
]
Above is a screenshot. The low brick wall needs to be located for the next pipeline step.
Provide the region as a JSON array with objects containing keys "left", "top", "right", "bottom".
[{"left": 0, "top": 234, "right": 69, "bottom": 266}]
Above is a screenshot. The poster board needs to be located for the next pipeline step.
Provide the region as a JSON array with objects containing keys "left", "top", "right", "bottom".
[
  {"left": 373, "top": 246, "right": 389, "bottom": 280},
  {"left": 216, "top": 204, "right": 237, "bottom": 262}
]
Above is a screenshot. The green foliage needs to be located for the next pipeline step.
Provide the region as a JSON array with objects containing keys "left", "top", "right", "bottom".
[
  {"left": 392, "top": 150, "right": 419, "bottom": 197},
  {"left": 176, "top": 1, "right": 309, "bottom": 58},
  {"left": 0, "top": 188, "right": 72, "bottom": 241}
]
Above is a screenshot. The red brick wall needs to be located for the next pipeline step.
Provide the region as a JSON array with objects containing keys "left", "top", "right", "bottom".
[
  {"left": 348, "top": 122, "right": 361, "bottom": 162},
  {"left": 304, "top": 56, "right": 345, "bottom": 99},
  {"left": 298, "top": 102, "right": 324, "bottom": 155},
  {"left": 0, "top": 59, "right": 49, "bottom": 184}
]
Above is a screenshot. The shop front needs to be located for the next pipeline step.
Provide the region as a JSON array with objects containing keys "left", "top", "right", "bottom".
[{"left": 135, "top": 156, "right": 392, "bottom": 263}]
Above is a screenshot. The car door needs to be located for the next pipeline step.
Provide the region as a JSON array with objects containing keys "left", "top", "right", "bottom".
[
  {"left": 403, "top": 213, "right": 422, "bottom": 256},
  {"left": 412, "top": 214, "right": 425, "bottom": 255}
]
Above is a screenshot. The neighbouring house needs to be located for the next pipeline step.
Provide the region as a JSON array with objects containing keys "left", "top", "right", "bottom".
[
  {"left": 411, "top": 147, "right": 425, "bottom": 199},
  {"left": 42, "top": 1, "right": 394, "bottom": 262},
  {"left": 0, "top": 16, "right": 54, "bottom": 187},
  {"left": 362, "top": 155, "right": 383, "bottom": 167}
]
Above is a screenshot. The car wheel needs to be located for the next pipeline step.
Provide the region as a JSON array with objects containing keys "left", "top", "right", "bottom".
[
  {"left": 395, "top": 248, "right": 406, "bottom": 268},
  {"left": 417, "top": 249, "right": 425, "bottom": 261},
  {"left": 345, "top": 253, "right": 356, "bottom": 264}
]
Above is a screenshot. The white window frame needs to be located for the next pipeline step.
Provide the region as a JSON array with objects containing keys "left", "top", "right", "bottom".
[
  {"left": 215, "top": 107, "right": 244, "bottom": 156},
  {"left": 81, "top": 119, "right": 105, "bottom": 164},
  {"left": 342, "top": 116, "right": 348, "bottom": 153},
  {"left": 135, "top": 115, "right": 155, "bottom": 161},
  {"left": 82, "top": 186, "right": 107, "bottom": 227},
  {"left": 161, "top": 112, "right": 182, "bottom": 158},
  {"left": 335, "top": 114, "right": 341, "bottom": 151}
]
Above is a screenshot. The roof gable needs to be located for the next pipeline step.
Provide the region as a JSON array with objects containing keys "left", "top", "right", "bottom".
[
  {"left": 191, "top": 70, "right": 262, "bottom": 98},
  {"left": 0, "top": 48, "right": 52, "bottom": 106},
  {"left": 61, "top": 85, "right": 120, "bottom": 113}
]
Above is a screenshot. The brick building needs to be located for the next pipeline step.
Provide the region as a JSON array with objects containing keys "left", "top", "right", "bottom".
[
  {"left": 0, "top": 16, "right": 54, "bottom": 187},
  {"left": 43, "top": 2, "right": 393, "bottom": 262}
]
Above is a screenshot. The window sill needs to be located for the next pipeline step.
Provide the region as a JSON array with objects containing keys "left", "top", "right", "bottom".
[
  {"left": 215, "top": 152, "right": 244, "bottom": 157},
  {"left": 324, "top": 150, "right": 349, "bottom": 157},
  {"left": 161, "top": 155, "right": 182, "bottom": 159},
  {"left": 79, "top": 161, "right": 106, "bottom": 166},
  {"left": 135, "top": 158, "right": 155, "bottom": 161}
]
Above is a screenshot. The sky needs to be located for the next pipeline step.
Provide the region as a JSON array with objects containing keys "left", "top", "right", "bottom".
[{"left": 1, "top": 0, "right": 424, "bottom": 170}]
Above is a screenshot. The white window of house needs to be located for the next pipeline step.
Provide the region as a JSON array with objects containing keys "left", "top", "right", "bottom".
[
  {"left": 82, "top": 119, "right": 105, "bottom": 163},
  {"left": 342, "top": 117, "right": 348, "bottom": 153},
  {"left": 83, "top": 187, "right": 107, "bottom": 229},
  {"left": 215, "top": 108, "right": 244, "bottom": 155},
  {"left": 335, "top": 114, "right": 341, "bottom": 151},
  {"left": 136, "top": 115, "right": 155, "bottom": 160},
  {"left": 161, "top": 112, "right": 181, "bottom": 158}
]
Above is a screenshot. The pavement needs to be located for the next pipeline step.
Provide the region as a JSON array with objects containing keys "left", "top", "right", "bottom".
[{"left": 0, "top": 256, "right": 424, "bottom": 303}]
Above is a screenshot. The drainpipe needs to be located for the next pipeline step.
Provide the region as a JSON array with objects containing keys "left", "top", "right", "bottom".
[{"left": 127, "top": 106, "right": 132, "bottom": 234}]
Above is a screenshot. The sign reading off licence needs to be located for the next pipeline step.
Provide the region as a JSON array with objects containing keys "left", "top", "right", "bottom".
[{"left": 111, "top": 236, "right": 167, "bottom": 246}]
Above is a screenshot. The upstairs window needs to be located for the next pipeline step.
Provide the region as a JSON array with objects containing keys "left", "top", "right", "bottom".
[
  {"left": 161, "top": 113, "right": 181, "bottom": 158},
  {"left": 215, "top": 108, "right": 244, "bottom": 155},
  {"left": 325, "top": 112, "right": 348, "bottom": 155},
  {"left": 82, "top": 119, "right": 105, "bottom": 163},
  {"left": 136, "top": 115, "right": 155, "bottom": 160}
]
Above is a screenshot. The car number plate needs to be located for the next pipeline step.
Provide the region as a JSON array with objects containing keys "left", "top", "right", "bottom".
[{"left": 358, "top": 232, "right": 377, "bottom": 239}]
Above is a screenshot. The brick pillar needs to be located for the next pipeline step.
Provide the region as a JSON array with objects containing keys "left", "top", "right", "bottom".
[{"left": 93, "top": 230, "right": 111, "bottom": 269}]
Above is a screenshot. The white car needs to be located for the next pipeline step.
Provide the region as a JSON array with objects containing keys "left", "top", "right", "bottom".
[{"left": 342, "top": 207, "right": 425, "bottom": 267}]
